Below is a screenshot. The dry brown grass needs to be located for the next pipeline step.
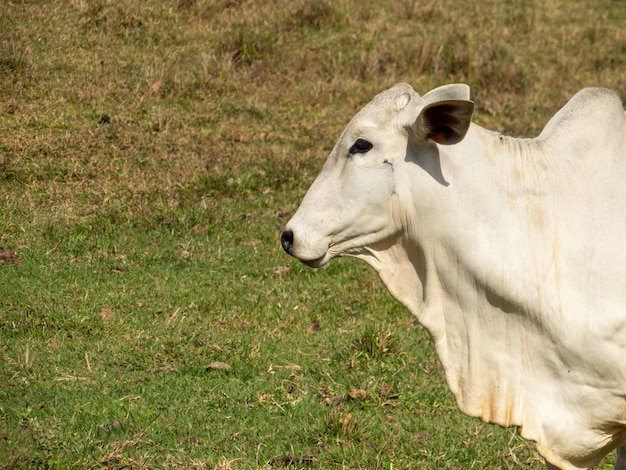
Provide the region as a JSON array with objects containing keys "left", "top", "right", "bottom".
[{"left": 2, "top": 0, "right": 625, "bottom": 233}]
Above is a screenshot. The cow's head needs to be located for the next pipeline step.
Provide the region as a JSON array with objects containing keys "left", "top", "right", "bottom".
[{"left": 281, "top": 82, "right": 474, "bottom": 267}]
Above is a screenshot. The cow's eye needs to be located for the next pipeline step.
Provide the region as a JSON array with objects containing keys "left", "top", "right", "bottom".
[{"left": 349, "top": 139, "right": 373, "bottom": 155}]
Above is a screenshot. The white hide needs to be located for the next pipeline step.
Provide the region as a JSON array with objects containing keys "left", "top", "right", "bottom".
[{"left": 283, "top": 83, "right": 626, "bottom": 469}]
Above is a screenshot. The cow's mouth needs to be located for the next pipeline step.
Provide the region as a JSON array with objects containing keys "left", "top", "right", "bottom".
[{"left": 300, "top": 254, "right": 330, "bottom": 268}]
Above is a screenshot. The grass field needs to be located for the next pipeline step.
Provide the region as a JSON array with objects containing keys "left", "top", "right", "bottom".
[{"left": 1, "top": 0, "right": 626, "bottom": 468}]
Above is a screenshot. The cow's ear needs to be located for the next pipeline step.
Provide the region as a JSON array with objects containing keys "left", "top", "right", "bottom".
[
  {"left": 422, "top": 83, "right": 471, "bottom": 102},
  {"left": 415, "top": 100, "right": 475, "bottom": 145}
]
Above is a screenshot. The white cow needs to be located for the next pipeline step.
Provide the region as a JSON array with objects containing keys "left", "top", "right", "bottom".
[{"left": 281, "top": 82, "right": 626, "bottom": 469}]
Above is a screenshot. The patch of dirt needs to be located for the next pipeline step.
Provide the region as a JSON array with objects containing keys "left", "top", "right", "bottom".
[
  {"left": 206, "top": 361, "right": 232, "bottom": 371},
  {"left": 0, "top": 248, "right": 21, "bottom": 266}
]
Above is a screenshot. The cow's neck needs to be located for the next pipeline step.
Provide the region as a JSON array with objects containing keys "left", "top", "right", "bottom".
[{"left": 360, "top": 125, "right": 561, "bottom": 430}]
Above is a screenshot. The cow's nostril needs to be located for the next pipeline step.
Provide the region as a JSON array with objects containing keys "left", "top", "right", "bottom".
[{"left": 281, "top": 230, "right": 294, "bottom": 253}]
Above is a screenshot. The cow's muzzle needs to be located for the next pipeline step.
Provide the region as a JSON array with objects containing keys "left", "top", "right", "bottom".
[{"left": 280, "top": 229, "right": 329, "bottom": 267}]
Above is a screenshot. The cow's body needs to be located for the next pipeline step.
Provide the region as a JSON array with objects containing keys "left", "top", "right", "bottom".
[{"left": 281, "top": 83, "right": 626, "bottom": 469}]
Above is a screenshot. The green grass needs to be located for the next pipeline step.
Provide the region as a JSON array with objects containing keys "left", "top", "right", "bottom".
[{"left": 1, "top": 0, "right": 626, "bottom": 468}]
